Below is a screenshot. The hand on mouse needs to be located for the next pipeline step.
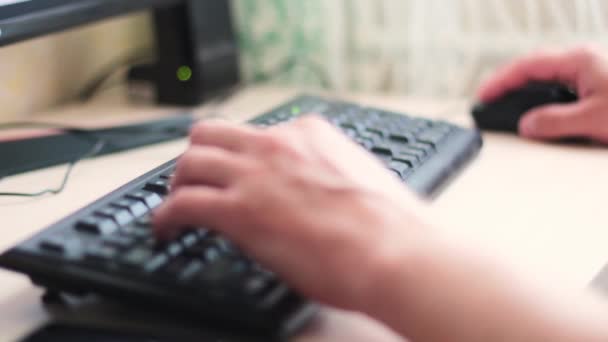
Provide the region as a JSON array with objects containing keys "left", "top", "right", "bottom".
[{"left": 478, "top": 46, "right": 608, "bottom": 143}]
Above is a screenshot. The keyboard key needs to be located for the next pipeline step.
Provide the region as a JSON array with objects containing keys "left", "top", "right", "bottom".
[
  {"left": 184, "top": 243, "right": 208, "bottom": 259},
  {"left": 166, "top": 242, "right": 184, "bottom": 257},
  {"left": 142, "top": 236, "right": 162, "bottom": 250},
  {"left": 126, "top": 190, "right": 163, "bottom": 209},
  {"left": 121, "top": 225, "right": 153, "bottom": 241},
  {"left": 196, "top": 229, "right": 210, "bottom": 239},
  {"left": 389, "top": 161, "right": 411, "bottom": 178},
  {"left": 86, "top": 244, "right": 119, "bottom": 262},
  {"left": 258, "top": 284, "right": 290, "bottom": 310},
  {"left": 389, "top": 133, "right": 414, "bottom": 144},
  {"left": 181, "top": 232, "right": 200, "bottom": 248},
  {"left": 122, "top": 247, "right": 154, "bottom": 268},
  {"left": 417, "top": 129, "right": 448, "bottom": 148},
  {"left": 370, "top": 144, "right": 393, "bottom": 157},
  {"left": 354, "top": 137, "right": 373, "bottom": 150},
  {"left": 144, "top": 254, "right": 169, "bottom": 273},
  {"left": 102, "top": 235, "right": 136, "bottom": 250},
  {"left": 135, "top": 214, "right": 153, "bottom": 227},
  {"left": 204, "top": 247, "right": 222, "bottom": 263},
  {"left": 159, "top": 169, "right": 175, "bottom": 180},
  {"left": 408, "top": 142, "right": 434, "bottom": 154},
  {"left": 395, "top": 146, "right": 426, "bottom": 161},
  {"left": 96, "top": 207, "right": 134, "bottom": 226},
  {"left": 162, "top": 257, "right": 189, "bottom": 276},
  {"left": 144, "top": 179, "right": 170, "bottom": 196},
  {"left": 365, "top": 128, "right": 386, "bottom": 139},
  {"left": 213, "top": 237, "right": 239, "bottom": 255},
  {"left": 243, "top": 273, "right": 275, "bottom": 297},
  {"left": 179, "top": 260, "right": 205, "bottom": 281},
  {"left": 76, "top": 216, "right": 118, "bottom": 235},
  {"left": 340, "top": 122, "right": 364, "bottom": 133},
  {"left": 357, "top": 131, "right": 382, "bottom": 145},
  {"left": 112, "top": 199, "right": 148, "bottom": 218},
  {"left": 412, "top": 118, "right": 433, "bottom": 128},
  {"left": 393, "top": 156, "right": 419, "bottom": 168},
  {"left": 39, "top": 236, "right": 68, "bottom": 254},
  {"left": 132, "top": 226, "right": 153, "bottom": 239},
  {"left": 199, "top": 258, "right": 247, "bottom": 285},
  {"left": 341, "top": 128, "right": 358, "bottom": 139}
]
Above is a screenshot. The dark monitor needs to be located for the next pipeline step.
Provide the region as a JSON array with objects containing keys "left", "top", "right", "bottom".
[
  {"left": 0, "top": 0, "right": 179, "bottom": 47},
  {"left": 0, "top": 0, "right": 241, "bottom": 105}
]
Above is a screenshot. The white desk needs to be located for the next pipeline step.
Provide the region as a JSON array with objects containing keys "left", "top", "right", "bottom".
[{"left": 1, "top": 86, "right": 607, "bottom": 341}]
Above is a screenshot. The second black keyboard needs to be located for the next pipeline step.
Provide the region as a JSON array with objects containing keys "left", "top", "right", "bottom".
[{"left": 0, "top": 95, "right": 482, "bottom": 339}]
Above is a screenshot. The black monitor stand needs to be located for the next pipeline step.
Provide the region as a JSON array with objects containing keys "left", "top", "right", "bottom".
[{"left": 129, "top": 0, "right": 241, "bottom": 106}]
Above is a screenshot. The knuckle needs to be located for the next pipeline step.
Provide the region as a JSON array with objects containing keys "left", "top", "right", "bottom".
[
  {"left": 582, "top": 105, "right": 604, "bottom": 128},
  {"left": 296, "top": 115, "right": 333, "bottom": 132},
  {"left": 569, "top": 44, "right": 599, "bottom": 63},
  {"left": 188, "top": 122, "right": 207, "bottom": 142},
  {"left": 176, "top": 149, "right": 215, "bottom": 184},
  {"left": 259, "top": 132, "right": 289, "bottom": 153},
  {"left": 528, "top": 48, "right": 553, "bottom": 60},
  {"left": 232, "top": 188, "right": 260, "bottom": 218},
  {"left": 177, "top": 150, "right": 199, "bottom": 173},
  {"left": 524, "top": 47, "right": 559, "bottom": 62},
  {"left": 164, "top": 190, "right": 192, "bottom": 218},
  {"left": 298, "top": 114, "right": 326, "bottom": 127},
  {"left": 534, "top": 113, "right": 557, "bottom": 130}
]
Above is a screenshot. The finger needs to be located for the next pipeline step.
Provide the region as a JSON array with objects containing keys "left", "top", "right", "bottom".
[
  {"left": 477, "top": 48, "right": 588, "bottom": 102},
  {"left": 153, "top": 186, "right": 233, "bottom": 240},
  {"left": 291, "top": 114, "right": 333, "bottom": 130},
  {"left": 172, "top": 147, "right": 249, "bottom": 189},
  {"left": 189, "top": 121, "right": 264, "bottom": 152},
  {"left": 519, "top": 101, "right": 593, "bottom": 139}
]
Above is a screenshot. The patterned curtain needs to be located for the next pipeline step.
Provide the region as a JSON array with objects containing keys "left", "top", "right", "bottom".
[{"left": 233, "top": 0, "right": 608, "bottom": 97}]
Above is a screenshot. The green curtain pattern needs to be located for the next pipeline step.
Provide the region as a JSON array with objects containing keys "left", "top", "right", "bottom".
[{"left": 232, "top": 0, "right": 329, "bottom": 88}]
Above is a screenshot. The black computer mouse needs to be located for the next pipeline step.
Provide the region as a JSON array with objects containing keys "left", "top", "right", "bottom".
[{"left": 471, "top": 81, "right": 579, "bottom": 133}]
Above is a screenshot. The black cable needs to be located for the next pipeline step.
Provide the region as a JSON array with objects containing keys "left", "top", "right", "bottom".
[
  {"left": 0, "top": 138, "right": 105, "bottom": 198},
  {"left": 75, "top": 47, "right": 155, "bottom": 102},
  {"left": 72, "top": 46, "right": 331, "bottom": 103},
  {"left": 0, "top": 52, "right": 329, "bottom": 197},
  {"left": 0, "top": 117, "right": 193, "bottom": 198}
]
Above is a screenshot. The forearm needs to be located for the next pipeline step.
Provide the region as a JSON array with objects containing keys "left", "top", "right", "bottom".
[{"left": 363, "top": 236, "right": 608, "bottom": 342}]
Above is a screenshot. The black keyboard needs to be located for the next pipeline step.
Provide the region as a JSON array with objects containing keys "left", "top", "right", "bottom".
[{"left": 0, "top": 95, "right": 482, "bottom": 338}]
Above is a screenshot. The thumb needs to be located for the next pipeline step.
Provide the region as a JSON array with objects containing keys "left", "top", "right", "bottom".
[{"left": 519, "top": 102, "right": 590, "bottom": 139}]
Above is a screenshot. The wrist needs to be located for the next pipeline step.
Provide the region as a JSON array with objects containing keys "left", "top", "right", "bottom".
[{"left": 356, "top": 225, "right": 441, "bottom": 321}]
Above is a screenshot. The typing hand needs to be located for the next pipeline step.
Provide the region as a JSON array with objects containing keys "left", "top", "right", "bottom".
[
  {"left": 153, "top": 116, "right": 432, "bottom": 311},
  {"left": 477, "top": 46, "right": 608, "bottom": 143},
  {"left": 153, "top": 117, "right": 608, "bottom": 342}
]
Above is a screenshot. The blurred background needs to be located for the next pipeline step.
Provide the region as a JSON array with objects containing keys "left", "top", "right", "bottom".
[{"left": 1, "top": 0, "right": 607, "bottom": 120}]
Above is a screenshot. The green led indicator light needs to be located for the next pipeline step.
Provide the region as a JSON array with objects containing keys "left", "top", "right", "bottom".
[
  {"left": 177, "top": 66, "right": 193, "bottom": 82},
  {"left": 291, "top": 106, "right": 301, "bottom": 116}
]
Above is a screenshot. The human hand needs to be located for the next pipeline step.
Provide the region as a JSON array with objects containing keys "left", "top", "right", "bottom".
[
  {"left": 477, "top": 46, "right": 608, "bottom": 143},
  {"left": 153, "top": 117, "right": 608, "bottom": 342},
  {"left": 153, "top": 117, "right": 433, "bottom": 312}
]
